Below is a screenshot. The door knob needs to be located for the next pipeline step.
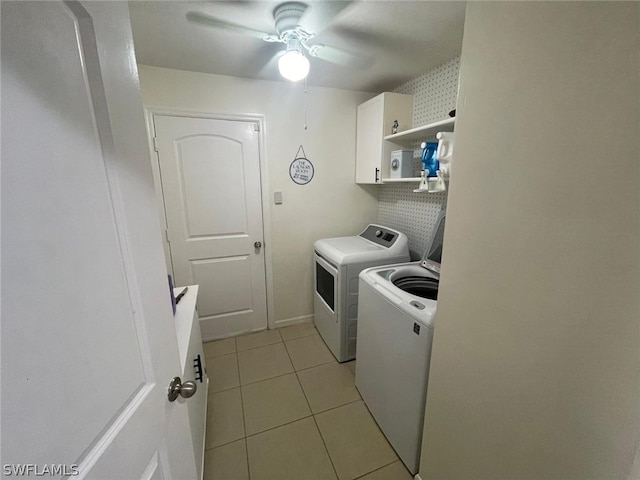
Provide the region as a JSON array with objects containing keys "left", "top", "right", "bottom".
[
  {"left": 254, "top": 241, "right": 262, "bottom": 249},
  {"left": 167, "top": 376, "right": 197, "bottom": 402}
]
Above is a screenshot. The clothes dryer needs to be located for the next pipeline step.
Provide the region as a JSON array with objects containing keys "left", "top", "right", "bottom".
[{"left": 313, "top": 225, "right": 409, "bottom": 362}]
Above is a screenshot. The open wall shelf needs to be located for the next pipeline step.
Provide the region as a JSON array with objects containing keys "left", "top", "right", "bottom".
[
  {"left": 381, "top": 177, "right": 422, "bottom": 183},
  {"left": 384, "top": 117, "right": 455, "bottom": 146}
]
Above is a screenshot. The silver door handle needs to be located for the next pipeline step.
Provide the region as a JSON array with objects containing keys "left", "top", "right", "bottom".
[
  {"left": 167, "top": 376, "right": 197, "bottom": 402},
  {"left": 254, "top": 241, "right": 262, "bottom": 249}
]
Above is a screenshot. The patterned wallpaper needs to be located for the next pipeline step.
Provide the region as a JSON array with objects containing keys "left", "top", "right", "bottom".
[{"left": 378, "top": 56, "right": 460, "bottom": 259}]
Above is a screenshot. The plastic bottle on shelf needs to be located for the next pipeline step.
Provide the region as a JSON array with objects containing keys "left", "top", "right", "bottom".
[{"left": 420, "top": 142, "right": 439, "bottom": 177}]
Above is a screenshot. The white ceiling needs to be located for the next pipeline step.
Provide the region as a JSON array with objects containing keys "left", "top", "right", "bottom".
[{"left": 129, "top": 1, "right": 466, "bottom": 92}]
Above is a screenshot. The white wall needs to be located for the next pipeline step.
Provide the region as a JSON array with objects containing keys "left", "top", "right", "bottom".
[
  {"left": 138, "top": 66, "right": 378, "bottom": 326},
  {"left": 420, "top": 2, "right": 640, "bottom": 479}
]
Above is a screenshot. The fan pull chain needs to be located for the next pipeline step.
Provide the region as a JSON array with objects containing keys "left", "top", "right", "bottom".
[{"left": 304, "top": 76, "right": 308, "bottom": 131}]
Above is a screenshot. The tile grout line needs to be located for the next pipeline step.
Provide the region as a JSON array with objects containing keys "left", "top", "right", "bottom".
[
  {"left": 240, "top": 329, "right": 319, "bottom": 354},
  {"left": 244, "top": 437, "right": 250, "bottom": 480},
  {"left": 209, "top": 346, "right": 312, "bottom": 394},
  {"left": 238, "top": 343, "right": 294, "bottom": 387},
  {"left": 293, "top": 358, "right": 336, "bottom": 373},
  {"left": 312, "top": 397, "right": 363, "bottom": 417},
  {"left": 311, "top": 413, "right": 341, "bottom": 480},
  {"left": 352, "top": 459, "right": 405, "bottom": 480},
  {"left": 314, "top": 399, "right": 403, "bottom": 480},
  {"left": 205, "top": 351, "right": 240, "bottom": 395},
  {"left": 281, "top": 336, "right": 297, "bottom": 371},
  {"left": 243, "top": 411, "right": 314, "bottom": 440},
  {"left": 231, "top": 330, "right": 333, "bottom": 389},
  {"left": 205, "top": 396, "right": 365, "bottom": 452},
  {"left": 203, "top": 338, "right": 240, "bottom": 456},
  {"left": 230, "top": 326, "right": 298, "bottom": 354},
  {"left": 239, "top": 397, "right": 365, "bottom": 441},
  {"left": 204, "top": 327, "right": 327, "bottom": 477},
  {"left": 236, "top": 338, "right": 282, "bottom": 353},
  {"left": 202, "top": 335, "right": 237, "bottom": 359},
  {"left": 292, "top": 359, "right": 342, "bottom": 478},
  {"left": 240, "top": 330, "right": 291, "bottom": 478},
  {"left": 295, "top": 354, "right": 343, "bottom": 480},
  {"left": 239, "top": 369, "right": 293, "bottom": 388},
  {"left": 204, "top": 326, "right": 317, "bottom": 356},
  {"left": 240, "top": 328, "right": 286, "bottom": 480},
  {"left": 284, "top": 332, "right": 341, "bottom": 480},
  {"left": 282, "top": 328, "right": 343, "bottom": 478},
  {"left": 231, "top": 337, "right": 252, "bottom": 480}
]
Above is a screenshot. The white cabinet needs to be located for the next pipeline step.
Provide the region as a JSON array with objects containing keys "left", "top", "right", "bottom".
[
  {"left": 173, "top": 285, "right": 208, "bottom": 479},
  {"left": 355, "top": 92, "right": 413, "bottom": 184}
]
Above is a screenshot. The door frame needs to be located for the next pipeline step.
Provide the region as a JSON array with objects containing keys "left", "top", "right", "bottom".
[{"left": 143, "top": 106, "right": 276, "bottom": 332}]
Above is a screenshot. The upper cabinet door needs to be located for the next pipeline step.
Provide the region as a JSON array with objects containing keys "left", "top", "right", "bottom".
[{"left": 355, "top": 92, "right": 413, "bottom": 184}]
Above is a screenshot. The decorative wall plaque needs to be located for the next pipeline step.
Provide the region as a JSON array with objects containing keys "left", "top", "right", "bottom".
[{"left": 289, "top": 145, "right": 314, "bottom": 185}]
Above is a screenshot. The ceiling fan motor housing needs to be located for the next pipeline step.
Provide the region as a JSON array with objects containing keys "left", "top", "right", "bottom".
[{"left": 274, "top": 2, "right": 308, "bottom": 36}]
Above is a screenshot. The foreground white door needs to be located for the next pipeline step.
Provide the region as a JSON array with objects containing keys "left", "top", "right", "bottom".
[
  {"left": 1, "top": 2, "right": 195, "bottom": 478},
  {"left": 153, "top": 115, "right": 268, "bottom": 340}
]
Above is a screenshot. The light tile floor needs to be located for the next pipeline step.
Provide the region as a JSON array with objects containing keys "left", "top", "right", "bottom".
[{"left": 202, "top": 324, "right": 413, "bottom": 480}]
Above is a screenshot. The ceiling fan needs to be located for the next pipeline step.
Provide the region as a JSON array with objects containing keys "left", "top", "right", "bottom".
[{"left": 186, "top": 2, "right": 370, "bottom": 82}]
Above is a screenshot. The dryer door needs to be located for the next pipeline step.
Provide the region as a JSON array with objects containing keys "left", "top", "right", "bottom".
[
  {"left": 314, "top": 252, "right": 338, "bottom": 314},
  {"left": 313, "top": 252, "right": 342, "bottom": 361}
]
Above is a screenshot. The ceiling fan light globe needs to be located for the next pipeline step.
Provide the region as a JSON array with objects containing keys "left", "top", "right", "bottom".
[{"left": 278, "top": 50, "right": 309, "bottom": 82}]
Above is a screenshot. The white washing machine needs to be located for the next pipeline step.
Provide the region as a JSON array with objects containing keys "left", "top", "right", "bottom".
[
  {"left": 313, "top": 225, "right": 409, "bottom": 362},
  {"left": 355, "top": 211, "right": 446, "bottom": 475}
]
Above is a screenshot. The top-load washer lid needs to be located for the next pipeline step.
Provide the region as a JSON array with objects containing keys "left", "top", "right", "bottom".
[
  {"left": 420, "top": 210, "right": 446, "bottom": 275},
  {"left": 384, "top": 210, "right": 446, "bottom": 301},
  {"left": 314, "top": 224, "right": 409, "bottom": 265}
]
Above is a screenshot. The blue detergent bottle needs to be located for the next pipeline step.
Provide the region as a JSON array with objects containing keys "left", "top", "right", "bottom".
[{"left": 420, "top": 142, "right": 439, "bottom": 177}]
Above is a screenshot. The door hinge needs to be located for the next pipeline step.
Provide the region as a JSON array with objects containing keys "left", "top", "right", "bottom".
[
  {"left": 153, "top": 137, "right": 159, "bottom": 152},
  {"left": 164, "top": 229, "right": 170, "bottom": 243},
  {"left": 253, "top": 123, "right": 260, "bottom": 132}
]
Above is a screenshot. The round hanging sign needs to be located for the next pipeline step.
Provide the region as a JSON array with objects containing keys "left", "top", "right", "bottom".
[{"left": 289, "top": 157, "right": 314, "bottom": 185}]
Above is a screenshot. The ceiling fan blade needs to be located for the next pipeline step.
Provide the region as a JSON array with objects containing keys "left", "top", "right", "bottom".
[
  {"left": 186, "top": 11, "right": 279, "bottom": 41},
  {"left": 298, "top": 1, "right": 353, "bottom": 34},
  {"left": 308, "top": 44, "right": 374, "bottom": 69},
  {"left": 258, "top": 50, "right": 286, "bottom": 78}
]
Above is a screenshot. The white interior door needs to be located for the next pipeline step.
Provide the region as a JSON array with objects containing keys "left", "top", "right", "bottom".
[
  {"left": 153, "top": 115, "right": 268, "bottom": 340},
  {"left": 1, "top": 2, "right": 195, "bottom": 478}
]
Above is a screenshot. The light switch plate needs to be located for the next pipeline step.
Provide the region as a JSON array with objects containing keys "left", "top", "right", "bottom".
[{"left": 274, "top": 191, "right": 283, "bottom": 205}]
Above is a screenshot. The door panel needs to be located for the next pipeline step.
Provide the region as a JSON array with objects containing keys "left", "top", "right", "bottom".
[
  {"left": 178, "top": 136, "right": 249, "bottom": 237},
  {"left": 154, "top": 116, "right": 267, "bottom": 339},
  {"left": 192, "top": 256, "right": 254, "bottom": 316},
  {"left": 1, "top": 2, "right": 193, "bottom": 477}
]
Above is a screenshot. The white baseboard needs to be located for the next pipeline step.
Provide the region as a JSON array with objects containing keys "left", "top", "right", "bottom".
[
  {"left": 274, "top": 314, "right": 314, "bottom": 328},
  {"left": 200, "top": 315, "right": 314, "bottom": 342}
]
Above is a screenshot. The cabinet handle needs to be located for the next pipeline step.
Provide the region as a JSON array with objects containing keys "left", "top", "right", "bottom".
[{"left": 375, "top": 168, "right": 380, "bottom": 183}]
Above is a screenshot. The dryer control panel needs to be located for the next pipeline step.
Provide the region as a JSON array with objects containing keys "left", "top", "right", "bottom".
[{"left": 359, "top": 225, "right": 401, "bottom": 248}]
